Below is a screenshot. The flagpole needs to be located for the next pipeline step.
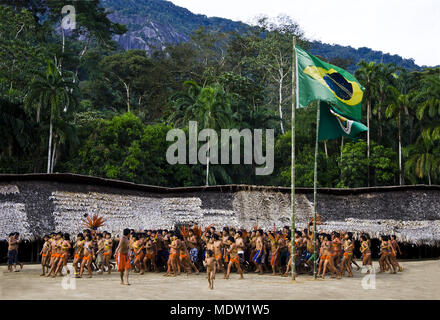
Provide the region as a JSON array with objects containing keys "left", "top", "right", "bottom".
[
  {"left": 313, "top": 100, "right": 320, "bottom": 279},
  {"left": 291, "top": 35, "right": 297, "bottom": 280}
]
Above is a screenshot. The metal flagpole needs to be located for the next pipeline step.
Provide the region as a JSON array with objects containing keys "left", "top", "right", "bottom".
[
  {"left": 291, "top": 36, "right": 297, "bottom": 280},
  {"left": 313, "top": 100, "right": 321, "bottom": 279}
]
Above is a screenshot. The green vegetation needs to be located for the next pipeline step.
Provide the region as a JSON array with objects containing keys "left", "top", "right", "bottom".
[{"left": 1, "top": 2, "right": 439, "bottom": 187}]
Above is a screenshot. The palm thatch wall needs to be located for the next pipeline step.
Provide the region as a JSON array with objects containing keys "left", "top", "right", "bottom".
[{"left": 0, "top": 173, "right": 440, "bottom": 246}]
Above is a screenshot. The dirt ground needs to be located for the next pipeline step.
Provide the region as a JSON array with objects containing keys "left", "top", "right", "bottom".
[{"left": 1, "top": 260, "right": 439, "bottom": 300}]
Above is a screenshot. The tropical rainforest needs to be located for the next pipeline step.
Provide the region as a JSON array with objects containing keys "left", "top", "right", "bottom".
[{"left": 1, "top": 1, "right": 439, "bottom": 188}]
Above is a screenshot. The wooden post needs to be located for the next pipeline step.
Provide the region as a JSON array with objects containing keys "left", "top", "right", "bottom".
[
  {"left": 313, "top": 101, "right": 321, "bottom": 278},
  {"left": 291, "top": 36, "right": 297, "bottom": 280}
]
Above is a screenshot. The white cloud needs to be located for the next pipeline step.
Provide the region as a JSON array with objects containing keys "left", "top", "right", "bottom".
[{"left": 170, "top": 0, "right": 440, "bottom": 66}]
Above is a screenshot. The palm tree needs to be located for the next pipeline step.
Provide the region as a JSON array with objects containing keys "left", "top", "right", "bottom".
[
  {"left": 355, "top": 61, "right": 380, "bottom": 186},
  {"left": 26, "top": 61, "right": 77, "bottom": 173},
  {"left": 404, "top": 72, "right": 440, "bottom": 185},
  {"left": 372, "top": 63, "right": 398, "bottom": 141},
  {"left": 414, "top": 74, "right": 440, "bottom": 141},
  {"left": 385, "top": 85, "right": 411, "bottom": 185},
  {"left": 169, "top": 81, "right": 233, "bottom": 185},
  {"left": 404, "top": 134, "right": 440, "bottom": 185}
]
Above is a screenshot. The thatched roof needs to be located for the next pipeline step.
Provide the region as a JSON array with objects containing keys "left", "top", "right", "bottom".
[
  {"left": 1, "top": 172, "right": 439, "bottom": 194},
  {"left": 1, "top": 173, "right": 440, "bottom": 245}
]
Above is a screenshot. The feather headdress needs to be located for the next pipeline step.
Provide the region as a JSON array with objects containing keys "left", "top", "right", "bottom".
[
  {"left": 82, "top": 213, "right": 106, "bottom": 230},
  {"left": 192, "top": 225, "right": 202, "bottom": 237},
  {"left": 310, "top": 213, "right": 323, "bottom": 225},
  {"left": 179, "top": 226, "right": 189, "bottom": 238}
]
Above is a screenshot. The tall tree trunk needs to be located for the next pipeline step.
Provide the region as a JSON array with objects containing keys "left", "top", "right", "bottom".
[
  {"left": 324, "top": 141, "right": 328, "bottom": 158},
  {"left": 33, "top": 132, "right": 41, "bottom": 173},
  {"left": 398, "top": 110, "right": 402, "bottom": 185},
  {"left": 61, "top": 20, "right": 65, "bottom": 54},
  {"left": 378, "top": 111, "right": 383, "bottom": 143},
  {"left": 37, "top": 102, "right": 41, "bottom": 124},
  {"left": 47, "top": 119, "right": 53, "bottom": 174},
  {"left": 340, "top": 136, "right": 344, "bottom": 161},
  {"left": 8, "top": 135, "right": 13, "bottom": 157},
  {"left": 367, "top": 99, "right": 371, "bottom": 187},
  {"left": 51, "top": 139, "right": 57, "bottom": 174},
  {"left": 206, "top": 139, "right": 210, "bottom": 186},
  {"left": 123, "top": 81, "right": 131, "bottom": 112},
  {"left": 278, "top": 77, "right": 285, "bottom": 134}
]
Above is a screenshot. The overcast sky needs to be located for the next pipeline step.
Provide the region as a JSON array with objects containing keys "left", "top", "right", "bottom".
[{"left": 170, "top": 0, "right": 440, "bottom": 66}]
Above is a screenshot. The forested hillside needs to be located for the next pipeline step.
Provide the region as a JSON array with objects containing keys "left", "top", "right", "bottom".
[
  {"left": 100, "top": 0, "right": 428, "bottom": 72},
  {"left": 309, "top": 41, "right": 424, "bottom": 73},
  {"left": 1, "top": 1, "right": 439, "bottom": 188}
]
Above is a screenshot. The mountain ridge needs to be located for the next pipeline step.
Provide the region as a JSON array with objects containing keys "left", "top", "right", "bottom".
[{"left": 101, "top": 0, "right": 429, "bottom": 71}]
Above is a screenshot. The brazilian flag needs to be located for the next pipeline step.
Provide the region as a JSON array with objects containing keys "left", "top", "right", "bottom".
[
  {"left": 318, "top": 101, "right": 368, "bottom": 141},
  {"left": 296, "top": 45, "right": 364, "bottom": 121}
]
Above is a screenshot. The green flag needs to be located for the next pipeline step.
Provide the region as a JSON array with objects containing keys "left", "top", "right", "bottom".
[
  {"left": 295, "top": 45, "right": 364, "bottom": 120},
  {"left": 318, "top": 101, "right": 368, "bottom": 141}
]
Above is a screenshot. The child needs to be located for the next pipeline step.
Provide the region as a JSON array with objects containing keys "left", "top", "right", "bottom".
[
  {"left": 269, "top": 232, "right": 280, "bottom": 275},
  {"left": 164, "top": 233, "right": 179, "bottom": 277},
  {"left": 73, "top": 233, "right": 85, "bottom": 278},
  {"left": 224, "top": 236, "right": 244, "bottom": 280},
  {"left": 103, "top": 233, "right": 113, "bottom": 274},
  {"left": 213, "top": 234, "right": 224, "bottom": 273},
  {"left": 46, "top": 232, "right": 63, "bottom": 277},
  {"left": 40, "top": 235, "right": 51, "bottom": 276},
  {"left": 95, "top": 233, "right": 104, "bottom": 274},
  {"left": 340, "top": 232, "right": 354, "bottom": 277},
  {"left": 144, "top": 236, "right": 157, "bottom": 272},
  {"left": 55, "top": 233, "right": 71, "bottom": 276},
  {"left": 360, "top": 234, "right": 372, "bottom": 271},
  {"left": 390, "top": 235, "right": 403, "bottom": 272},
  {"left": 132, "top": 235, "right": 145, "bottom": 274},
  {"left": 331, "top": 232, "right": 342, "bottom": 269},
  {"left": 252, "top": 230, "right": 264, "bottom": 275},
  {"left": 319, "top": 234, "right": 341, "bottom": 279},
  {"left": 79, "top": 234, "right": 94, "bottom": 278},
  {"left": 379, "top": 235, "right": 395, "bottom": 274},
  {"left": 204, "top": 250, "right": 217, "bottom": 289}
]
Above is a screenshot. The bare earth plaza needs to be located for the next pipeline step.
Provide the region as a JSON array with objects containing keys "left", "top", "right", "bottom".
[{"left": 1, "top": 260, "right": 440, "bottom": 300}]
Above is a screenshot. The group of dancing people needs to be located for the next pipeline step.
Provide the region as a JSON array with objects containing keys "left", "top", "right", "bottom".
[{"left": 8, "top": 220, "right": 404, "bottom": 287}]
